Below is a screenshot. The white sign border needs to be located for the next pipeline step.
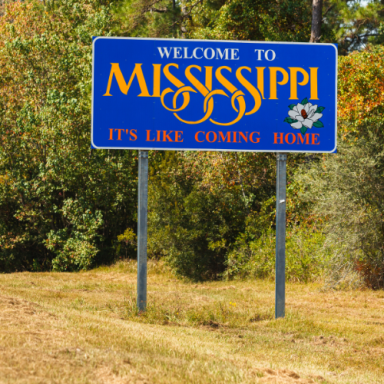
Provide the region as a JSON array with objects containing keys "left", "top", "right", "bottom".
[{"left": 91, "top": 37, "right": 338, "bottom": 153}]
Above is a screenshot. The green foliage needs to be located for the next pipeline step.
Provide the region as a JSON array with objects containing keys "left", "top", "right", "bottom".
[
  {"left": 189, "top": 0, "right": 312, "bottom": 41},
  {"left": 113, "top": 0, "right": 384, "bottom": 54},
  {"left": 112, "top": 0, "right": 182, "bottom": 38},
  {"left": 110, "top": 0, "right": 384, "bottom": 285},
  {"left": 322, "top": 0, "right": 384, "bottom": 54},
  {"left": 117, "top": 228, "right": 137, "bottom": 259},
  {"left": 285, "top": 44, "right": 384, "bottom": 290},
  {"left": 338, "top": 45, "right": 384, "bottom": 136},
  {"left": 148, "top": 151, "right": 250, "bottom": 280},
  {"left": 114, "top": 0, "right": 314, "bottom": 41},
  {"left": 297, "top": 129, "right": 384, "bottom": 289},
  {"left": 147, "top": 150, "right": 308, "bottom": 281},
  {"left": 4, "top": 0, "right": 384, "bottom": 286},
  {"left": 0, "top": 0, "right": 138, "bottom": 271},
  {"left": 225, "top": 219, "right": 330, "bottom": 283},
  {"left": 117, "top": 228, "right": 137, "bottom": 247},
  {"left": 46, "top": 199, "right": 103, "bottom": 271}
]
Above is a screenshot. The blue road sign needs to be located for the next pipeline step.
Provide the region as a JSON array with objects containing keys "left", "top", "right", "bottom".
[{"left": 92, "top": 37, "right": 337, "bottom": 153}]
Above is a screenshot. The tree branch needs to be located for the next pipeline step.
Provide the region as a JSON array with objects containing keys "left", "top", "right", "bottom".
[
  {"left": 150, "top": 7, "right": 168, "bottom": 13},
  {"left": 181, "top": 0, "right": 204, "bottom": 19},
  {"left": 322, "top": 4, "right": 334, "bottom": 19}
]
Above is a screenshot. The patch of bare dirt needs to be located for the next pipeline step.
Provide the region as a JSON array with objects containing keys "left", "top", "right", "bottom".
[
  {"left": 312, "top": 335, "right": 348, "bottom": 346},
  {"left": 216, "top": 285, "right": 237, "bottom": 291},
  {"left": 96, "top": 366, "right": 152, "bottom": 384},
  {"left": 252, "top": 367, "right": 322, "bottom": 383}
]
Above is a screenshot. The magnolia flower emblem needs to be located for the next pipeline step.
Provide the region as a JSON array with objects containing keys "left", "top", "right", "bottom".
[{"left": 284, "top": 97, "right": 325, "bottom": 134}]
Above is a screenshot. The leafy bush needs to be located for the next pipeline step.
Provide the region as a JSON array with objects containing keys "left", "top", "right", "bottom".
[
  {"left": 338, "top": 45, "right": 384, "bottom": 136},
  {"left": 287, "top": 46, "right": 384, "bottom": 289},
  {"left": 189, "top": 0, "right": 313, "bottom": 42},
  {"left": 117, "top": 228, "right": 137, "bottom": 259},
  {"left": 147, "top": 150, "right": 308, "bottom": 281},
  {"left": 0, "top": 0, "right": 138, "bottom": 271},
  {"left": 296, "top": 132, "right": 384, "bottom": 289},
  {"left": 225, "top": 219, "right": 329, "bottom": 283},
  {"left": 148, "top": 151, "right": 250, "bottom": 281},
  {"left": 46, "top": 199, "right": 103, "bottom": 271}
]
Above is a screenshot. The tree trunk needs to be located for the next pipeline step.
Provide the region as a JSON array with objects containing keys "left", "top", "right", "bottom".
[
  {"left": 181, "top": 1, "right": 187, "bottom": 38},
  {"left": 310, "top": 0, "right": 323, "bottom": 43}
]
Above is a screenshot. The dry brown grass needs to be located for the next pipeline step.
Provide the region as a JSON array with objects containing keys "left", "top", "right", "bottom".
[{"left": 0, "top": 260, "right": 383, "bottom": 383}]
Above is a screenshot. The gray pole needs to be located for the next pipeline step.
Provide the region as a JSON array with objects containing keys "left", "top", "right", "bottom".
[
  {"left": 275, "top": 153, "right": 287, "bottom": 319},
  {"left": 137, "top": 150, "right": 149, "bottom": 312}
]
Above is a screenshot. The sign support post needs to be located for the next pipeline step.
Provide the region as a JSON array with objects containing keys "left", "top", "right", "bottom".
[
  {"left": 137, "top": 150, "right": 149, "bottom": 312},
  {"left": 275, "top": 153, "right": 287, "bottom": 319}
]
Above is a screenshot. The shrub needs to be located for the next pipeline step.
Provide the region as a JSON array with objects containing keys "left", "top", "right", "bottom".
[
  {"left": 296, "top": 131, "right": 384, "bottom": 289},
  {"left": 225, "top": 220, "right": 329, "bottom": 283},
  {"left": 147, "top": 150, "right": 306, "bottom": 281},
  {"left": 338, "top": 45, "right": 384, "bottom": 137},
  {"left": 0, "top": 0, "right": 138, "bottom": 271},
  {"left": 117, "top": 228, "right": 137, "bottom": 259}
]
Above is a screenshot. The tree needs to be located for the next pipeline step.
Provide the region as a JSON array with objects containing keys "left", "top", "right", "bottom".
[
  {"left": 296, "top": 45, "right": 384, "bottom": 289},
  {"left": 321, "top": 1, "right": 384, "bottom": 54},
  {"left": 113, "top": 0, "right": 314, "bottom": 41},
  {"left": 147, "top": 148, "right": 309, "bottom": 280},
  {"left": 112, "top": 0, "right": 182, "bottom": 37},
  {"left": 0, "top": 0, "right": 138, "bottom": 271},
  {"left": 338, "top": 45, "right": 384, "bottom": 136}
]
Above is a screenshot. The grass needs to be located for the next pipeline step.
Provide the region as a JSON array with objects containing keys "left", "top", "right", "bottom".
[{"left": 0, "top": 260, "right": 383, "bottom": 383}]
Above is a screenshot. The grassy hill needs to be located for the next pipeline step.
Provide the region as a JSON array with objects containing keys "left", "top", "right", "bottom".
[{"left": 0, "top": 260, "right": 383, "bottom": 383}]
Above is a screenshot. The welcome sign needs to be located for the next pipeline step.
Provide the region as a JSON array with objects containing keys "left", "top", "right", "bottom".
[{"left": 92, "top": 38, "right": 337, "bottom": 153}]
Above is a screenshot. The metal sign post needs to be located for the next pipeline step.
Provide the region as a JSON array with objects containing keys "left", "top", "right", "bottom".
[
  {"left": 137, "top": 150, "right": 149, "bottom": 312},
  {"left": 275, "top": 153, "right": 287, "bottom": 318}
]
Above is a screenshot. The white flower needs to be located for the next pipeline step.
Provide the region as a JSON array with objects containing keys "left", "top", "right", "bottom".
[{"left": 288, "top": 102, "right": 323, "bottom": 129}]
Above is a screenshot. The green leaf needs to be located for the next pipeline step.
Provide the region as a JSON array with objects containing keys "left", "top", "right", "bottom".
[
  {"left": 301, "top": 97, "right": 308, "bottom": 105},
  {"left": 316, "top": 106, "right": 325, "bottom": 113},
  {"left": 284, "top": 117, "right": 298, "bottom": 124},
  {"left": 288, "top": 104, "right": 296, "bottom": 110},
  {"left": 300, "top": 127, "right": 307, "bottom": 134},
  {"left": 313, "top": 120, "right": 324, "bottom": 128}
]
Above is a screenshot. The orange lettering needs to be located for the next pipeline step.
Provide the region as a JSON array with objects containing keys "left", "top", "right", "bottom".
[
  {"left": 175, "top": 131, "right": 183, "bottom": 142},
  {"left": 297, "top": 133, "right": 309, "bottom": 144},
  {"left": 219, "top": 132, "right": 231, "bottom": 143},
  {"left": 129, "top": 129, "right": 137, "bottom": 141},
  {"left": 207, "top": 131, "right": 217, "bottom": 143},
  {"left": 311, "top": 133, "right": 320, "bottom": 145},
  {"left": 146, "top": 130, "right": 155, "bottom": 141},
  {"left": 115, "top": 128, "right": 125, "bottom": 141},
  {"left": 162, "top": 131, "right": 174, "bottom": 142},
  {"left": 239, "top": 132, "right": 248, "bottom": 143},
  {"left": 274, "top": 132, "right": 284, "bottom": 144},
  {"left": 285, "top": 133, "right": 296, "bottom": 144},
  {"left": 250, "top": 132, "right": 260, "bottom": 143},
  {"left": 195, "top": 131, "right": 205, "bottom": 142},
  {"left": 109, "top": 128, "right": 113, "bottom": 140}
]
